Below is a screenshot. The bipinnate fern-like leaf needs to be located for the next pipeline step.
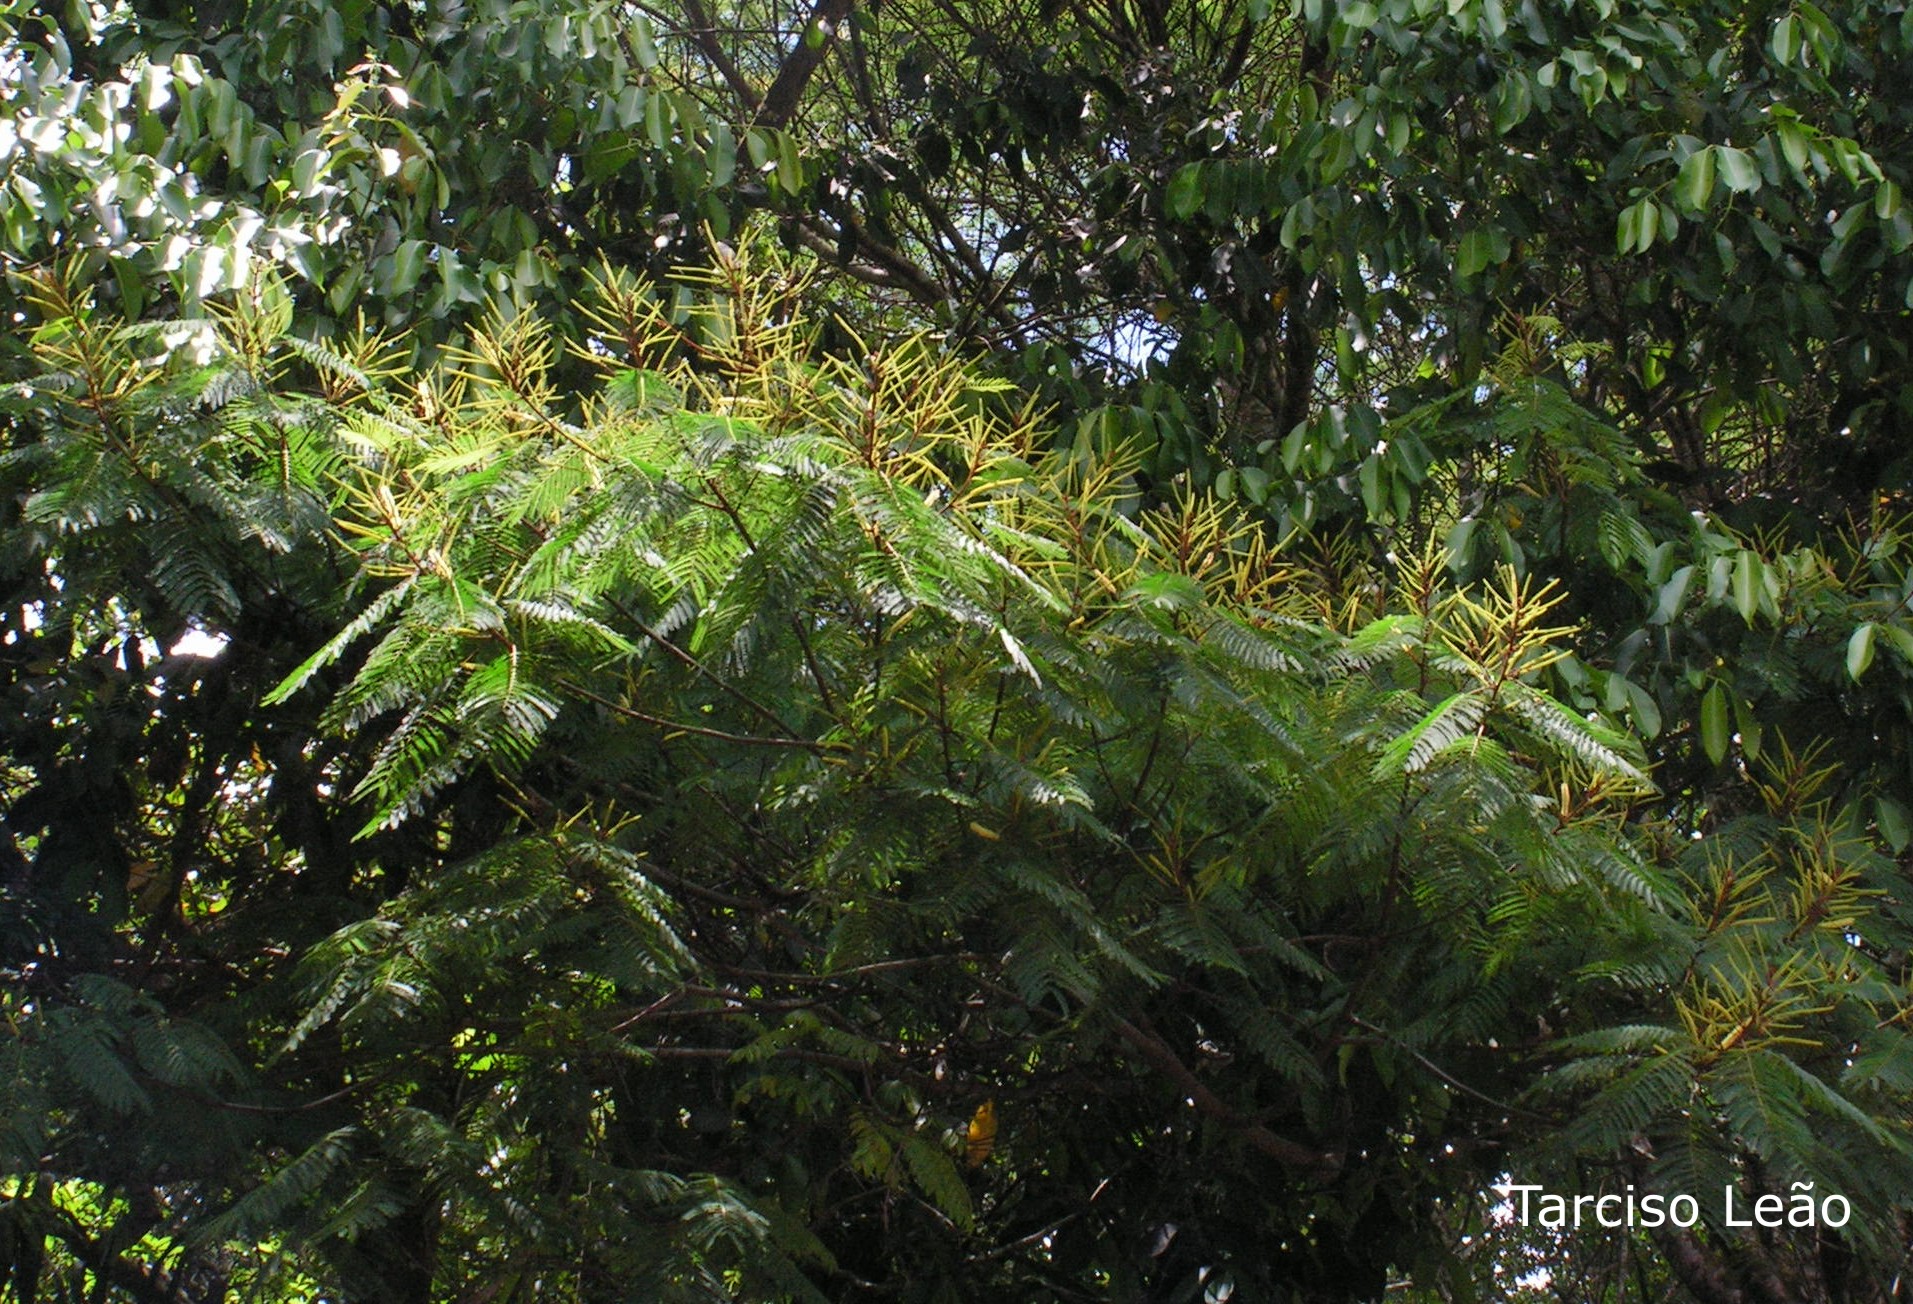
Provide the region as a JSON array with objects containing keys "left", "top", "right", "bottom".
[
  {"left": 1556, "top": 1049, "right": 1695, "bottom": 1155},
  {"left": 1501, "top": 683, "right": 1649, "bottom": 785},
  {"left": 1372, "top": 690, "right": 1489, "bottom": 778},
  {"left": 195, "top": 1129, "right": 360, "bottom": 1246},
  {"left": 25, "top": 249, "right": 1913, "bottom": 1299}
]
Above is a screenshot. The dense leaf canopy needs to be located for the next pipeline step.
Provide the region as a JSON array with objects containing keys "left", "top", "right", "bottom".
[{"left": 5, "top": 1, "right": 1913, "bottom": 1301}]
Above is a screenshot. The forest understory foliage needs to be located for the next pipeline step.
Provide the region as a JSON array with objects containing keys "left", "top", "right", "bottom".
[{"left": 5, "top": 0, "right": 1913, "bottom": 1301}]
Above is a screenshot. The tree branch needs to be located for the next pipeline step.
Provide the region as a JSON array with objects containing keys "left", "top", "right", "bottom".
[
  {"left": 787, "top": 214, "right": 948, "bottom": 308},
  {"left": 676, "top": 0, "right": 761, "bottom": 113},
  {"left": 756, "top": 0, "right": 859, "bottom": 129},
  {"left": 558, "top": 678, "right": 846, "bottom": 753},
  {"left": 1651, "top": 1229, "right": 1747, "bottom": 1304},
  {"left": 1110, "top": 1016, "right": 1341, "bottom": 1178}
]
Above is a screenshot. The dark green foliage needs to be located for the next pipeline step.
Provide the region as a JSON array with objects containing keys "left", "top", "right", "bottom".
[
  {"left": 259, "top": 252, "right": 1682, "bottom": 1300},
  {"left": 0, "top": 248, "right": 1645, "bottom": 1298},
  {"left": 3, "top": 242, "right": 1902, "bottom": 1301}
]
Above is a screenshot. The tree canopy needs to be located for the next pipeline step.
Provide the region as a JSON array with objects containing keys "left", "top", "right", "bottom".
[{"left": 5, "top": 1, "right": 1913, "bottom": 1301}]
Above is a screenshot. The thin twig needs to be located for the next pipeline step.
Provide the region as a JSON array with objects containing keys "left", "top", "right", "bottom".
[{"left": 559, "top": 677, "right": 846, "bottom": 752}]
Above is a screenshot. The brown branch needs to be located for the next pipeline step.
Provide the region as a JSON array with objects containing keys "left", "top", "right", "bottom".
[
  {"left": 756, "top": 0, "right": 859, "bottom": 129},
  {"left": 645, "top": 1044, "right": 892, "bottom": 1075},
  {"left": 676, "top": 0, "right": 761, "bottom": 113},
  {"left": 558, "top": 677, "right": 846, "bottom": 753},
  {"left": 1344, "top": 1014, "right": 1545, "bottom": 1121},
  {"left": 1651, "top": 1229, "right": 1747, "bottom": 1304},
  {"left": 1110, "top": 1016, "right": 1341, "bottom": 1178},
  {"left": 38, "top": 1202, "right": 187, "bottom": 1304},
  {"left": 787, "top": 214, "right": 948, "bottom": 307},
  {"left": 600, "top": 591, "right": 809, "bottom": 741},
  {"left": 207, "top": 1079, "right": 371, "bottom": 1115},
  {"left": 710, "top": 954, "right": 987, "bottom": 986}
]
